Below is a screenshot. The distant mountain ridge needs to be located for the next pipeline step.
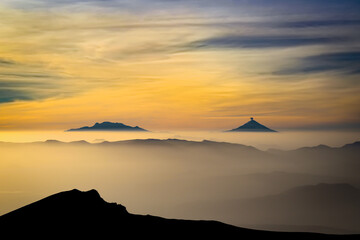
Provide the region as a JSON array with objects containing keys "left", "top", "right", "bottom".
[
  {"left": 0, "top": 189, "right": 358, "bottom": 239},
  {"left": 226, "top": 117, "right": 276, "bottom": 132},
  {"left": 1, "top": 138, "right": 359, "bottom": 153},
  {"left": 184, "top": 183, "right": 360, "bottom": 233},
  {"left": 67, "top": 121, "right": 148, "bottom": 131}
]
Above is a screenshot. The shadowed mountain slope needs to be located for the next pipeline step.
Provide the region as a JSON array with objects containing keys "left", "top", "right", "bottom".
[
  {"left": 0, "top": 189, "right": 358, "bottom": 239},
  {"left": 183, "top": 183, "right": 360, "bottom": 233}
]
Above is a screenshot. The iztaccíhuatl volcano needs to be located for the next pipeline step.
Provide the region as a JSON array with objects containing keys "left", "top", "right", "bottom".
[
  {"left": 226, "top": 117, "right": 276, "bottom": 132},
  {"left": 67, "top": 121, "right": 148, "bottom": 132}
]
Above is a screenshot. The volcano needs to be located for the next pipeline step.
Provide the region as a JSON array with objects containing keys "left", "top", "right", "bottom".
[
  {"left": 226, "top": 117, "right": 276, "bottom": 132},
  {"left": 67, "top": 121, "right": 148, "bottom": 132}
]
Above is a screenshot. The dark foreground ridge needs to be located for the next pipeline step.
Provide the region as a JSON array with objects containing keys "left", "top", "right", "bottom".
[
  {"left": 0, "top": 189, "right": 358, "bottom": 239},
  {"left": 227, "top": 117, "right": 277, "bottom": 132},
  {"left": 67, "top": 121, "right": 148, "bottom": 131}
]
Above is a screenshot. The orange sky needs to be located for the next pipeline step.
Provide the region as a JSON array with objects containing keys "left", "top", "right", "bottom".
[{"left": 0, "top": 1, "right": 359, "bottom": 131}]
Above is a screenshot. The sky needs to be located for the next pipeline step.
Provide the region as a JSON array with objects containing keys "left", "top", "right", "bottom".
[{"left": 0, "top": 0, "right": 359, "bottom": 130}]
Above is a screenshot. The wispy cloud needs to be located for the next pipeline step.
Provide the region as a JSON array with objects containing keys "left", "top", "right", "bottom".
[
  {"left": 274, "top": 19, "right": 360, "bottom": 28},
  {"left": 189, "top": 35, "right": 344, "bottom": 49},
  {"left": 276, "top": 52, "right": 360, "bottom": 75},
  {"left": 0, "top": 73, "right": 55, "bottom": 78},
  {"left": 0, "top": 89, "right": 33, "bottom": 103},
  {"left": 0, "top": 58, "right": 15, "bottom": 65},
  {"left": 0, "top": 57, "right": 69, "bottom": 103},
  {"left": 0, "top": 77, "right": 63, "bottom": 103}
]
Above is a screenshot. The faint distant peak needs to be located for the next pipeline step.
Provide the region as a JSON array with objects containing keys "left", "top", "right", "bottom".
[
  {"left": 44, "top": 139, "right": 63, "bottom": 144},
  {"left": 342, "top": 141, "right": 360, "bottom": 149},
  {"left": 66, "top": 121, "right": 148, "bottom": 132},
  {"left": 282, "top": 183, "right": 360, "bottom": 197},
  {"left": 291, "top": 140, "right": 360, "bottom": 152},
  {"left": 226, "top": 117, "right": 277, "bottom": 132},
  {"left": 296, "top": 144, "right": 332, "bottom": 151}
]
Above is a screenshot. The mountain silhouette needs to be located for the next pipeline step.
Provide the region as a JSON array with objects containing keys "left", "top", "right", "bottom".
[
  {"left": 67, "top": 121, "right": 148, "bottom": 131},
  {"left": 101, "top": 138, "right": 259, "bottom": 151},
  {"left": 342, "top": 141, "right": 360, "bottom": 151},
  {"left": 226, "top": 117, "right": 277, "bottom": 132},
  {"left": 196, "top": 171, "right": 349, "bottom": 200},
  {"left": 0, "top": 189, "right": 358, "bottom": 239},
  {"left": 184, "top": 183, "right": 360, "bottom": 233},
  {"left": 2, "top": 138, "right": 359, "bottom": 154}
]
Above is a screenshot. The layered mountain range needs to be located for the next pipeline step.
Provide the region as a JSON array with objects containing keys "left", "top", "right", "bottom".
[{"left": 1, "top": 189, "right": 358, "bottom": 239}]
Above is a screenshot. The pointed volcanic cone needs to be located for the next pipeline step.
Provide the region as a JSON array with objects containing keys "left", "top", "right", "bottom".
[{"left": 226, "top": 117, "right": 277, "bottom": 132}]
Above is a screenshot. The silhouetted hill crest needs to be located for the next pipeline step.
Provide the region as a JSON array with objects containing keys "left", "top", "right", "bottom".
[{"left": 1, "top": 189, "right": 358, "bottom": 239}]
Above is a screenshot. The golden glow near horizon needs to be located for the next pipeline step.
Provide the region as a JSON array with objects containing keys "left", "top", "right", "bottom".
[{"left": 0, "top": 1, "right": 359, "bottom": 131}]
